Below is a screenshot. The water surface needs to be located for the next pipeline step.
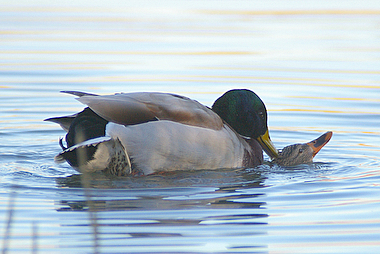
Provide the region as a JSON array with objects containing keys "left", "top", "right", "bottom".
[{"left": 1, "top": 1, "right": 380, "bottom": 253}]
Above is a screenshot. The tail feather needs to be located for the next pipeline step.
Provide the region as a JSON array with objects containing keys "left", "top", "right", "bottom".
[
  {"left": 55, "top": 137, "right": 132, "bottom": 176},
  {"left": 54, "top": 136, "right": 111, "bottom": 165},
  {"left": 44, "top": 115, "right": 77, "bottom": 132},
  {"left": 46, "top": 95, "right": 132, "bottom": 176}
]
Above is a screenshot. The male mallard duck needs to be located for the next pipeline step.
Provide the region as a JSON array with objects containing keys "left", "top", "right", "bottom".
[
  {"left": 45, "top": 89, "right": 278, "bottom": 176},
  {"left": 272, "top": 131, "right": 332, "bottom": 166}
]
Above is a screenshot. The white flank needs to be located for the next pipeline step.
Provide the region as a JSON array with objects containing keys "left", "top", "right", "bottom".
[{"left": 106, "top": 121, "right": 248, "bottom": 175}]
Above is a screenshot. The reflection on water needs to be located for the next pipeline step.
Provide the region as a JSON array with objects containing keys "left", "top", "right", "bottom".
[
  {"left": 50, "top": 169, "right": 269, "bottom": 253},
  {"left": 55, "top": 169, "right": 266, "bottom": 212},
  {"left": 1, "top": 0, "right": 380, "bottom": 253},
  {"left": 56, "top": 177, "right": 265, "bottom": 211}
]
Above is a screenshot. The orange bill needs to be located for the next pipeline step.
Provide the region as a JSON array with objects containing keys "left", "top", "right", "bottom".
[{"left": 306, "top": 131, "right": 333, "bottom": 157}]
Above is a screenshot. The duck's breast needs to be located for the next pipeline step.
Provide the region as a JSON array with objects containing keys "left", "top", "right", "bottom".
[{"left": 106, "top": 121, "right": 248, "bottom": 174}]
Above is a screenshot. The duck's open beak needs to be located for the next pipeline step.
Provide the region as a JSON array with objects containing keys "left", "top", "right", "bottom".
[
  {"left": 257, "top": 130, "right": 279, "bottom": 159},
  {"left": 306, "top": 131, "right": 333, "bottom": 157}
]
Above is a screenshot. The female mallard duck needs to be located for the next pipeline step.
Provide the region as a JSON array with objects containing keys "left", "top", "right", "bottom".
[
  {"left": 272, "top": 131, "right": 332, "bottom": 166},
  {"left": 45, "top": 89, "right": 279, "bottom": 176}
]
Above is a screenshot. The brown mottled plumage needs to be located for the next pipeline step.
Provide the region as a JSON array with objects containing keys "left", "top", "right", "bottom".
[{"left": 272, "top": 132, "right": 332, "bottom": 166}]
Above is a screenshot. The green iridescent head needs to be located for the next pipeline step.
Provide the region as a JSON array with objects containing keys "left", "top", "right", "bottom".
[{"left": 212, "top": 89, "right": 278, "bottom": 158}]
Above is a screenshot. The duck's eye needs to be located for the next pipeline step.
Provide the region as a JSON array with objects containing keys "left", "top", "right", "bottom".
[
  {"left": 299, "top": 149, "right": 303, "bottom": 154},
  {"left": 258, "top": 111, "right": 264, "bottom": 119}
]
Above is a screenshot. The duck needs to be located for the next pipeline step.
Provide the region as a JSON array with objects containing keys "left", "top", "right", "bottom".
[
  {"left": 272, "top": 131, "right": 332, "bottom": 166},
  {"left": 45, "top": 89, "right": 279, "bottom": 176}
]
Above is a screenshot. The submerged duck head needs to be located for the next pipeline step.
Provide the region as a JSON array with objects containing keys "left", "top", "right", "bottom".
[
  {"left": 212, "top": 89, "right": 278, "bottom": 159},
  {"left": 273, "top": 131, "right": 333, "bottom": 166}
]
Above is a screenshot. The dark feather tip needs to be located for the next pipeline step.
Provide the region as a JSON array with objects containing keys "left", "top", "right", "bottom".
[{"left": 61, "top": 91, "right": 98, "bottom": 97}]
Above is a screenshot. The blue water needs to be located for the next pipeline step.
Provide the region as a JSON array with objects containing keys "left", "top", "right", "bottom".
[{"left": 1, "top": 1, "right": 380, "bottom": 253}]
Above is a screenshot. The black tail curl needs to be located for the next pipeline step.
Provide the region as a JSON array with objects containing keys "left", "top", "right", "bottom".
[{"left": 62, "top": 107, "right": 108, "bottom": 167}]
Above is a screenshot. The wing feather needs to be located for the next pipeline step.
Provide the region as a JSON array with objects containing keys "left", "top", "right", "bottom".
[
  {"left": 44, "top": 114, "right": 78, "bottom": 132},
  {"left": 76, "top": 92, "right": 223, "bottom": 130}
]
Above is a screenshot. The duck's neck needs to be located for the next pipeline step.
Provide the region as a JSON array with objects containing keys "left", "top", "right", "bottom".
[{"left": 242, "top": 137, "right": 263, "bottom": 167}]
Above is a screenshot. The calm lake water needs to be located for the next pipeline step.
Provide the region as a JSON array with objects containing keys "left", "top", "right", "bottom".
[{"left": 1, "top": 1, "right": 380, "bottom": 253}]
